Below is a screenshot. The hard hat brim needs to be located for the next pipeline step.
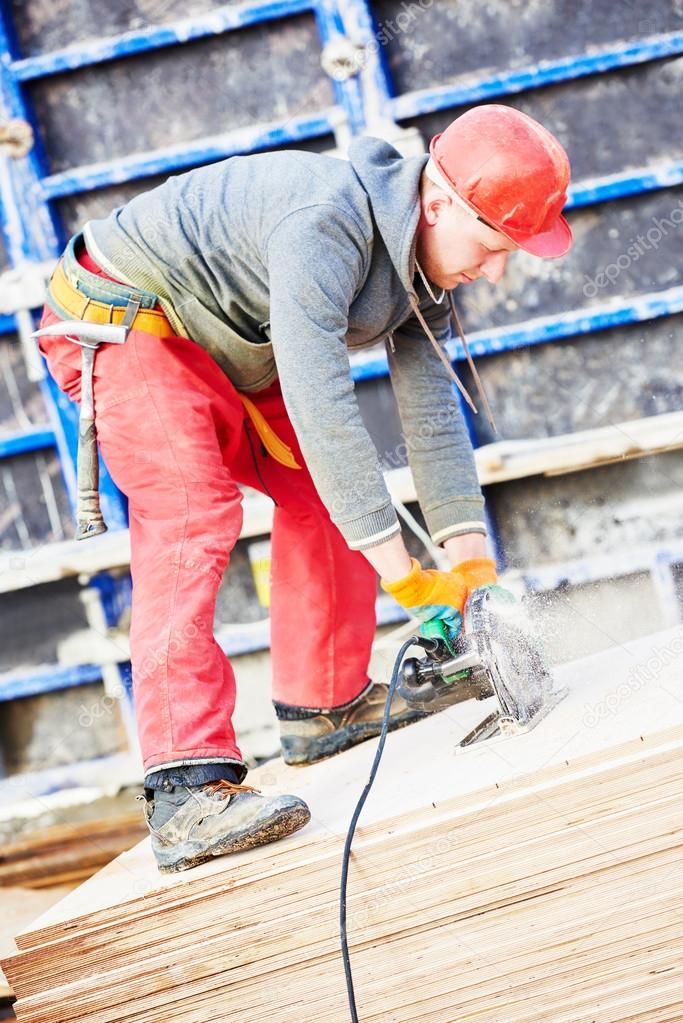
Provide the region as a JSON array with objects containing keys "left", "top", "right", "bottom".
[{"left": 509, "top": 213, "right": 573, "bottom": 259}]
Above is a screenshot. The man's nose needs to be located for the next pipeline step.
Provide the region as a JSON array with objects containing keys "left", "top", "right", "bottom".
[{"left": 481, "top": 251, "right": 509, "bottom": 284}]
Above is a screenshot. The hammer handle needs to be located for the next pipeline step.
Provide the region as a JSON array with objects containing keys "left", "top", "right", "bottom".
[
  {"left": 76, "top": 347, "right": 106, "bottom": 540},
  {"left": 76, "top": 416, "right": 105, "bottom": 538}
]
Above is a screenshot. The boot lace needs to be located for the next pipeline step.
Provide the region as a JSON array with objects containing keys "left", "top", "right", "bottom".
[{"left": 202, "top": 779, "right": 261, "bottom": 797}]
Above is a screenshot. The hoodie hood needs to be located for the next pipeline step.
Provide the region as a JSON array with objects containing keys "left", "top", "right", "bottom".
[
  {"left": 347, "top": 136, "right": 488, "bottom": 430},
  {"left": 348, "top": 136, "right": 428, "bottom": 295}
]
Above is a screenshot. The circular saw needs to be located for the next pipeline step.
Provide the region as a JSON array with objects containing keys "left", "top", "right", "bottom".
[{"left": 397, "top": 585, "right": 564, "bottom": 747}]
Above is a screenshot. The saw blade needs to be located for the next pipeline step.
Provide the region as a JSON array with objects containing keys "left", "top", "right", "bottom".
[{"left": 464, "top": 587, "right": 551, "bottom": 725}]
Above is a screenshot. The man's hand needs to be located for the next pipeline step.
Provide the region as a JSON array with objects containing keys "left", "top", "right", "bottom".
[{"left": 381, "top": 555, "right": 497, "bottom": 624}]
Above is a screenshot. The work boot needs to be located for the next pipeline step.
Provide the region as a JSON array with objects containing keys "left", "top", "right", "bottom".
[
  {"left": 141, "top": 779, "right": 311, "bottom": 873},
  {"left": 275, "top": 679, "right": 428, "bottom": 766}
]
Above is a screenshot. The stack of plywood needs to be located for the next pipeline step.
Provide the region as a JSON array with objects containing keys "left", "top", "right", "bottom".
[
  {"left": 0, "top": 888, "right": 74, "bottom": 1001},
  {"left": 3, "top": 627, "right": 683, "bottom": 1023}
]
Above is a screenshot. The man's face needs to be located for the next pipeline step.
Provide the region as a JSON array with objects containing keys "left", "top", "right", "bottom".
[{"left": 415, "top": 180, "right": 519, "bottom": 290}]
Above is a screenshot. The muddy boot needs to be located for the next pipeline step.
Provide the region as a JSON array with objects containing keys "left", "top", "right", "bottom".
[
  {"left": 141, "top": 779, "right": 311, "bottom": 873},
  {"left": 275, "top": 679, "right": 428, "bottom": 766}
]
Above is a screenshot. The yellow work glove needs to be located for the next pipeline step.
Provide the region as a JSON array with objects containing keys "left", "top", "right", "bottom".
[
  {"left": 451, "top": 557, "right": 498, "bottom": 597},
  {"left": 381, "top": 557, "right": 469, "bottom": 623},
  {"left": 381, "top": 557, "right": 498, "bottom": 625}
]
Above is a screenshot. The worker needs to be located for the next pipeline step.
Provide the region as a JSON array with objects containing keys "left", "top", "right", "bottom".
[{"left": 37, "top": 104, "right": 572, "bottom": 873}]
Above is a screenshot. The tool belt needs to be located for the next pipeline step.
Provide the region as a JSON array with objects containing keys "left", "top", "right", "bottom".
[
  {"left": 49, "top": 256, "right": 173, "bottom": 336},
  {"left": 49, "top": 257, "right": 301, "bottom": 460}
]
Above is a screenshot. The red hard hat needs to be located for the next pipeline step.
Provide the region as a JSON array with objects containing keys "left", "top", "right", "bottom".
[{"left": 429, "top": 104, "right": 572, "bottom": 258}]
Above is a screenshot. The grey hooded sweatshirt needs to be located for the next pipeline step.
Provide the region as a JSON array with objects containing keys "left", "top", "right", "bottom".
[{"left": 84, "top": 137, "right": 486, "bottom": 551}]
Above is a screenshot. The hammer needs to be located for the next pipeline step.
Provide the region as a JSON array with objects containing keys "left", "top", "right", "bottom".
[{"left": 32, "top": 319, "right": 130, "bottom": 540}]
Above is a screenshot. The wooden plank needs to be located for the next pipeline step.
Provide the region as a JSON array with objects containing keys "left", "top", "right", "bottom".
[
  {"left": 2, "top": 410, "right": 681, "bottom": 593},
  {"left": 475, "top": 408, "right": 683, "bottom": 482},
  {"left": 0, "top": 812, "right": 146, "bottom": 889}
]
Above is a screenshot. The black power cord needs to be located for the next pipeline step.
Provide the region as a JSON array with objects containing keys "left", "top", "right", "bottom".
[{"left": 339, "top": 635, "right": 418, "bottom": 1022}]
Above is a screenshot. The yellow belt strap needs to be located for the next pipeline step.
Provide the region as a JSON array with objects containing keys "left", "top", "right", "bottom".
[
  {"left": 237, "top": 394, "right": 302, "bottom": 470},
  {"left": 48, "top": 259, "right": 174, "bottom": 336}
]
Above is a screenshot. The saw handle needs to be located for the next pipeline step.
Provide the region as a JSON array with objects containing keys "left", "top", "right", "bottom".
[{"left": 419, "top": 612, "right": 462, "bottom": 655}]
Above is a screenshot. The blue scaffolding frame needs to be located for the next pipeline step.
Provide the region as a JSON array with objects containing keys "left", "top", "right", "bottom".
[{"left": 1, "top": 1, "right": 682, "bottom": 799}]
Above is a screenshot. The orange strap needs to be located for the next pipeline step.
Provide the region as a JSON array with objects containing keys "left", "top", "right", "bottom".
[{"left": 238, "top": 394, "right": 302, "bottom": 470}]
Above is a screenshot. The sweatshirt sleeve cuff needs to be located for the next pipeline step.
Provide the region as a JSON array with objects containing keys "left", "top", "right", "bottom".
[
  {"left": 335, "top": 501, "right": 401, "bottom": 551},
  {"left": 424, "top": 496, "right": 487, "bottom": 546}
]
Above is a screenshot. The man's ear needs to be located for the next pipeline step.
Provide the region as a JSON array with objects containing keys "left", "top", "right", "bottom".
[{"left": 422, "top": 189, "right": 451, "bottom": 226}]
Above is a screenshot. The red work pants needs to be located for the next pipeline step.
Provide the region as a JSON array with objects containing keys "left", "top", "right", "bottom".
[{"left": 37, "top": 307, "right": 378, "bottom": 777}]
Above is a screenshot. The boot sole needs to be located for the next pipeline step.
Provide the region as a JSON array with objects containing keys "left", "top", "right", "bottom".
[
  {"left": 154, "top": 804, "right": 311, "bottom": 874},
  {"left": 281, "top": 709, "right": 427, "bottom": 766}
]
